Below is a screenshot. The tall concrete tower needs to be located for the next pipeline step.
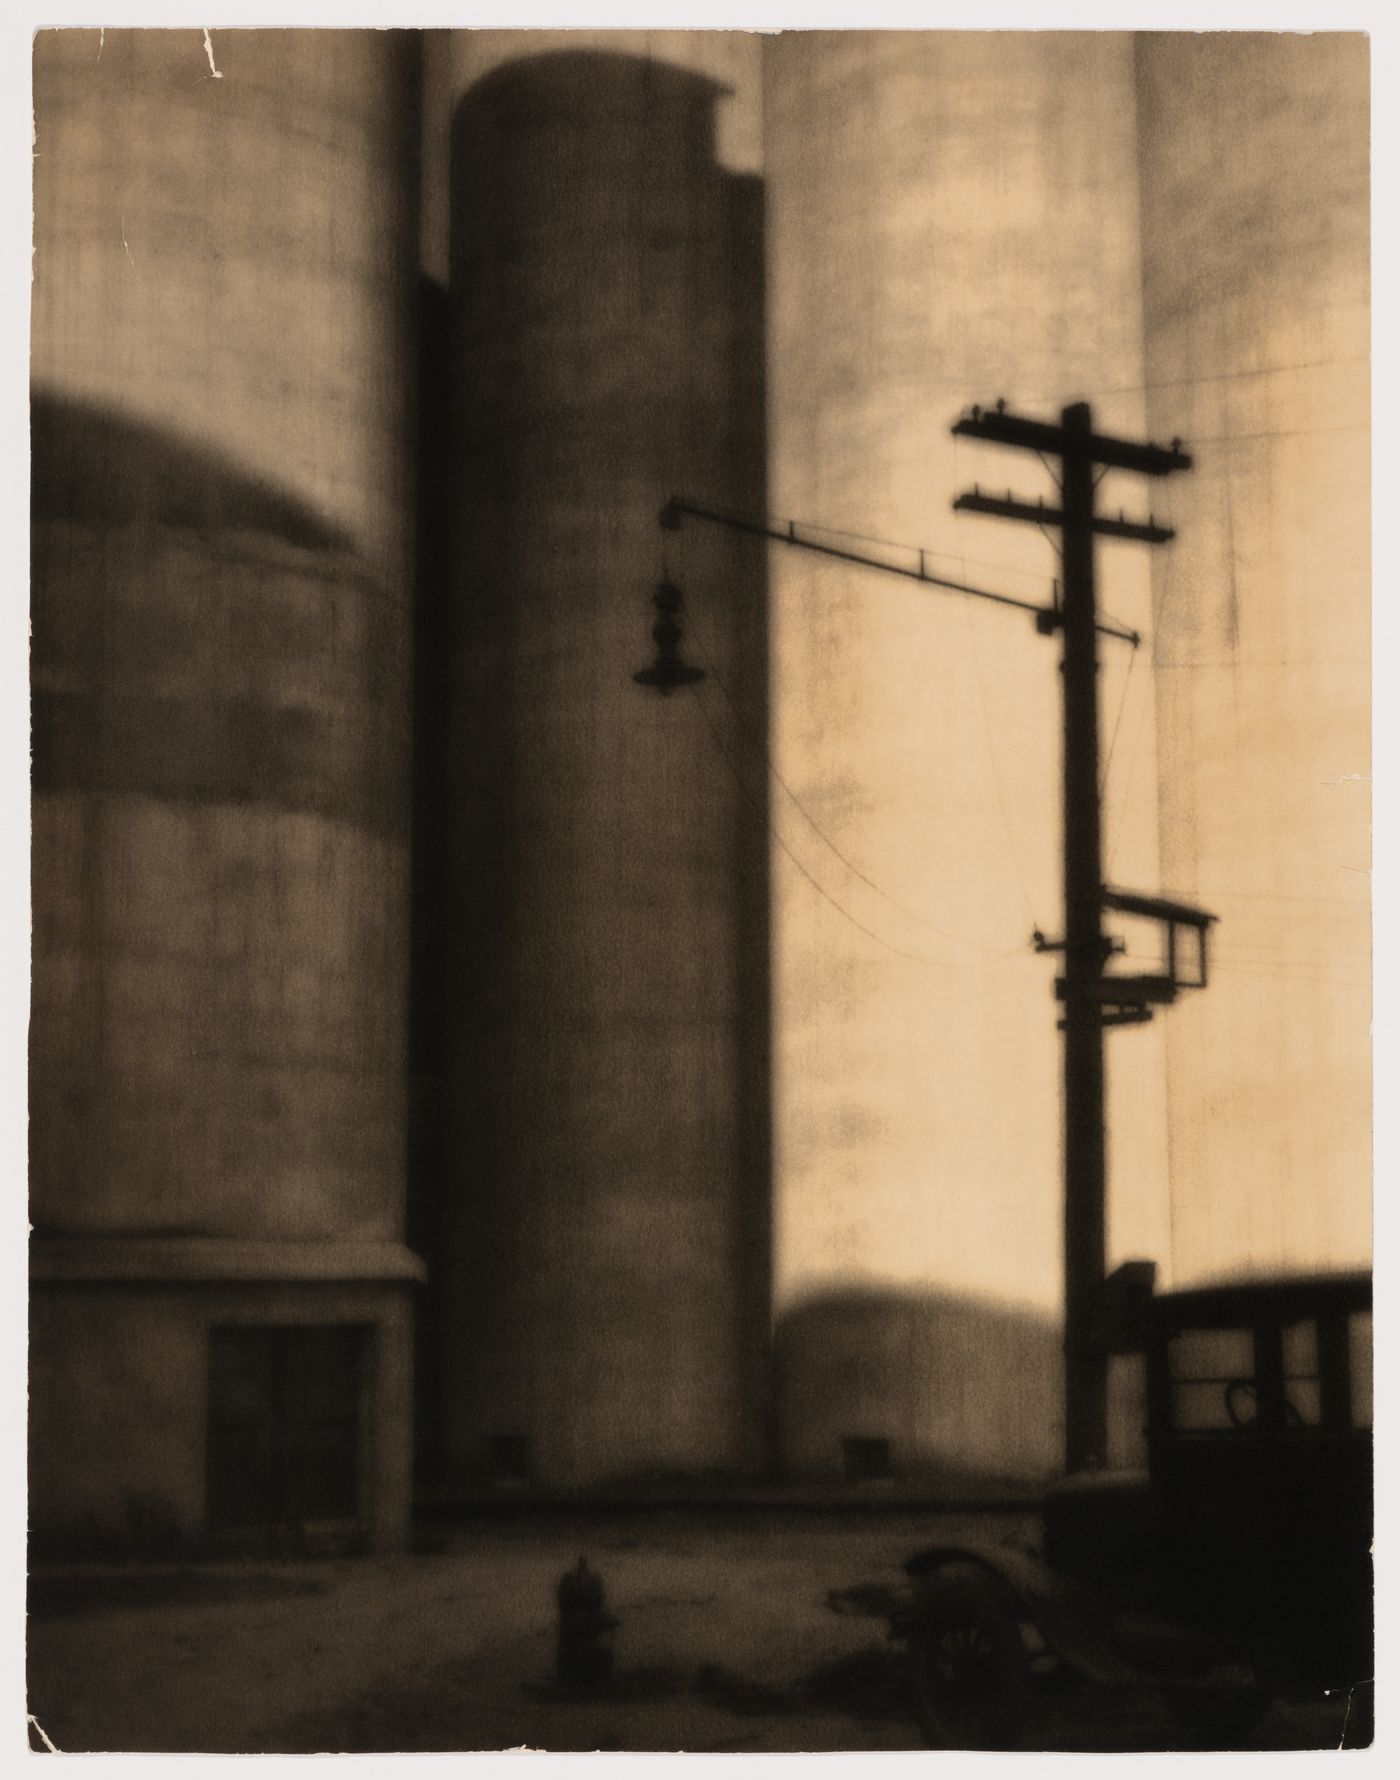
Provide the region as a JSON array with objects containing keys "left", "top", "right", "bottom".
[
  {"left": 1136, "top": 34, "right": 1371, "bottom": 1284},
  {"left": 29, "top": 29, "right": 422, "bottom": 1552},
  {"left": 427, "top": 33, "right": 772, "bottom": 1489},
  {"left": 762, "top": 31, "right": 1171, "bottom": 1482}
]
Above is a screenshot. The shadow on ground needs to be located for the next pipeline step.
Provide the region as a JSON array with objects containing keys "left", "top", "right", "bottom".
[
  {"left": 28, "top": 1569, "right": 328, "bottom": 1621},
  {"left": 26, "top": 1513, "right": 1349, "bottom": 1755}
]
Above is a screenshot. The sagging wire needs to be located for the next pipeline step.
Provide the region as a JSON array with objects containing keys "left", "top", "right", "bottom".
[
  {"left": 676, "top": 568, "right": 1028, "bottom": 963},
  {"left": 686, "top": 677, "right": 1024, "bottom": 971}
]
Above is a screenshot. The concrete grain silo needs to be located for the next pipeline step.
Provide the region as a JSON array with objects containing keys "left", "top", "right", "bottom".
[
  {"left": 423, "top": 32, "right": 772, "bottom": 1490},
  {"left": 762, "top": 31, "right": 1172, "bottom": 1483},
  {"left": 28, "top": 28, "right": 1367, "bottom": 1539},
  {"left": 29, "top": 28, "right": 422, "bottom": 1553},
  {"left": 1136, "top": 34, "right": 1371, "bottom": 1284}
]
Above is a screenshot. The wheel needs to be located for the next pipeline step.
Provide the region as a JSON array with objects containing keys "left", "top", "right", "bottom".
[{"left": 906, "top": 1563, "right": 1030, "bottom": 1749}]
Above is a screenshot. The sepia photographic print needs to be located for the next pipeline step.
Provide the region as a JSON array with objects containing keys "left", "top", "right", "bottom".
[{"left": 20, "top": 7, "right": 1374, "bottom": 1759}]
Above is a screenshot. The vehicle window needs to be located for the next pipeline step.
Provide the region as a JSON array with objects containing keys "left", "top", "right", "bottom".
[
  {"left": 1167, "top": 1327, "right": 1254, "bottom": 1431},
  {"left": 1350, "top": 1310, "right": 1372, "bottom": 1429},
  {"left": 1281, "top": 1318, "right": 1322, "bottom": 1427}
]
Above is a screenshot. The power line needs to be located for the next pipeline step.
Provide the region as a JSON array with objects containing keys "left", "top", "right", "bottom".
[
  {"left": 1157, "top": 653, "right": 1368, "bottom": 671},
  {"left": 950, "top": 441, "right": 1139, "bottom": 640},
  {"left": 1183, "top": 421, "right": 1367, "bottom": 448},
  {"left": 1099, "top": 645, "right": 1138, "bottom": 798},
  {"left": 960, "top": 597, "right": 1043, "bottom": 934},
  {"left": 1212, "top": 933, "right": 1372, "bottom": 954},
  {"left": 1104, "top": 662, "right": 1153, "bottom": 881},
  {"left": 686, "top": 682, "right": 1024, "bottom": 971},
  {"left": 1121, "top": 951, "right": 1368, "bottom": 989},
  {"left": 1118, "top": 353, "right": 1369, "bottom": 396},
  {"left": 1212, "top": 943, "right": 1371, "bottom": 968},
  {"left": 1101, "top": 483, "right": 1174, "bottom": 873},
  {"left": 1213, "top": 954, "right": 1371, "bottom": 974},
  {"left": 1153, "top": 479, "right": 1178, "bottom": 627},
  {"left": 677, "top": 591, "right": 1026, "bottom": 958},
  {"left": 1210, "top": 962, "right": 1371, "bottom": 989},
  {"left": 1196, "top": 888, "right": 1370, "bottom": 907},
  {"left": 1006, "top": 353, "right": 1369, "bottom": 404}
]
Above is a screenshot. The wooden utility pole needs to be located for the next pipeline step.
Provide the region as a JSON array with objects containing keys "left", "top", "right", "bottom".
[
  {"left": 653, "top": 402, "right": 1211, "bottom": 1479},
  {"left": 952, "top": 401, "right": 1192, "bottom": 1472}
]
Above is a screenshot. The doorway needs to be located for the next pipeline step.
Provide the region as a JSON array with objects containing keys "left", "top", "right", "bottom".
[{"left": 206, "top": 1324, "right": 369, "bottom": 1545}]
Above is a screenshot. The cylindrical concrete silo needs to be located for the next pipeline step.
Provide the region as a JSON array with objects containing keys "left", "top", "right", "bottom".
[
  {"left": 1136, "top": 34, "right": 1371, "bottom": 1284},
  {"left": 763, "top": 31, "right": 1171, "bottom": 1482},
  {"left": 29, "top": 28, "right": 421, "bottom": 1553},
  {"left": 429, "top": 32, "right": 772, "bottom": 1489}
]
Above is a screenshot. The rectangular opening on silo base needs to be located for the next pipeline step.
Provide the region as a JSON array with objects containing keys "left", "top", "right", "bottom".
[
  {"left": 206, "top": 1324, "right": 368, "bottom": 1543},
  {"left": 842, "top": 1436, "right": 893, "bottom": 1482}
]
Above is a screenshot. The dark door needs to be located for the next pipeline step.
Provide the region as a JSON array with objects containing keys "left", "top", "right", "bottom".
[{"left": 206, "top": 1325, "right": 367, "bottom": 1540}]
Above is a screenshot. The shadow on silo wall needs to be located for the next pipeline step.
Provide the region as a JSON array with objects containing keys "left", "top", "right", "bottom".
[
  {"left": 436, "top": 52, "right": 771, "bottom": 1488},
  {"left": 30, "top": 391, "right": 355, "bottom": 558},
  {"left": 29, "top": 394, "right": 410, "bottom": 1224},
  {"left": 29, "top": 391, "right": 415, "bottom": 1554},
  {"left": 775, "top": 1288, "right": 1070, "bottom": 1492}
]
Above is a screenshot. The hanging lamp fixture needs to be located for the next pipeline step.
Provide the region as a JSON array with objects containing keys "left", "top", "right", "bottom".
[{"left": 633, "top": 579, "right": 705, "bottom": 695}]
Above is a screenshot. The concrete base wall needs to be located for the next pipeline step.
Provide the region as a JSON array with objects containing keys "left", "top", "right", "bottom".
[
  {"left": 775, "top": 1292, "right": 1149, "bottom": 1485},
  {"left": 29, "top": 1243, "right": 420, "bottom": 1556}
]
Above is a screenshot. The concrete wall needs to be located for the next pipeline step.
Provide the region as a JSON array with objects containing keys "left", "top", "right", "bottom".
[
  {"left": 30, "top": 28, "right": 422, "bottom": 1547},
  {"left": 29, "top": 1249, "right": 417, "bottom": 1556},
  {"left": 31, "top": 28, "right": 420, "bottom": 1243},
  {"left": 1136, "top": 34, "right": 1371, "bottom": 1283},
  {"left": 763, "top": 31, "right": 1171, "bottom": 1481},
  {"left": 28, "top": 30, "right": 1368, "bottom": 1517},
  {"left": 430, "top": 33, "right": 772, "bottom": 1487}
]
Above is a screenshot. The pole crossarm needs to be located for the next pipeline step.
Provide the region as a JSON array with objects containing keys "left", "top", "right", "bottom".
[
  {"left": 953, "top": 407, "right": 1193, "bottom": 476},
  {"left": 954, "top": 490, "right": 1174, "bottom": 549}
]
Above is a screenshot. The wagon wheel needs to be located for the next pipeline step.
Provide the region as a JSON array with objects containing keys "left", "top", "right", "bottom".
[{"left": 906, "top": 1563, "right": 1030, "bottom": 1750}]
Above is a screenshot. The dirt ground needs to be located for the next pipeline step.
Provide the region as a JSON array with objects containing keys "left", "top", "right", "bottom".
[{"left": 26, "top": 1510, "right": 1353, "bottom": 1755}]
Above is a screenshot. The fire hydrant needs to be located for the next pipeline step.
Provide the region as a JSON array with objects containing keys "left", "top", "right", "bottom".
[{"left": 556, "top": 1555, "right": 617, "bottom": 1691}]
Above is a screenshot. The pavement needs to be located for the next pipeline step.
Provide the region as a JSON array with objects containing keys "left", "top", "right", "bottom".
[{"left": 26, "top": 1509, "right": 1354, "bottom": 1755}]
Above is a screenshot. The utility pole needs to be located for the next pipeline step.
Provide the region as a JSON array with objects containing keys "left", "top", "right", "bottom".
[
  {"left": 952, "top": 401, "right": 1191, "bottom": 1471},
  {"left": 649, "top": 400, "right": 1213, "bottom": 1480}
]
